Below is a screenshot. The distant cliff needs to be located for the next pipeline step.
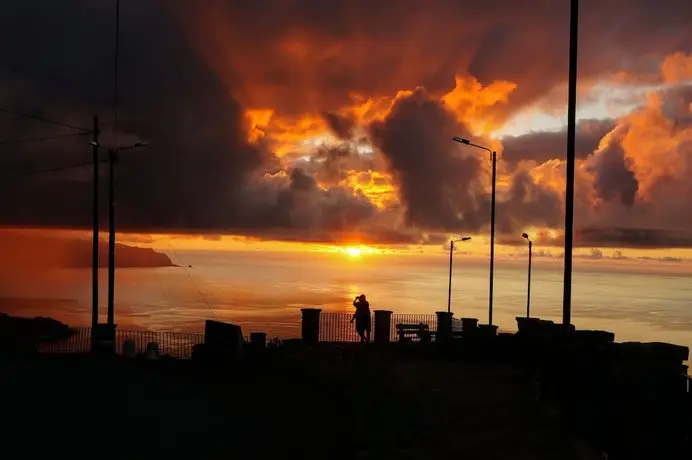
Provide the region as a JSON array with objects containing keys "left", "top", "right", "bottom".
[
  {"left": 91, "top": 241, "right": 176, "bottom": 268},
  {"left": 0, "top": 230, "right": 176, "bottom": 269}
]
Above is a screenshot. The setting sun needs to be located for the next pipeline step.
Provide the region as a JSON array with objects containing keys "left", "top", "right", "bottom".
[{"left": 346, "top": 247, "right": 362, "bottom": 257}]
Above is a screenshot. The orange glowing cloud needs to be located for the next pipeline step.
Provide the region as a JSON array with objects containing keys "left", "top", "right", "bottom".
[
  {"left": 620, "top": 94, "right": 692, "bottom": 200},
  {"left": 249, "top": 113, "right": 334, "bottom": 157},
  {"left": 442, "top": 76, "right": 518, "bottom": 135},
  {"left": 246, "top": 109, "right": 275, "bottom": 142},
  {"left": 661, "top": 52, "right": 692, "bottom": 83},
  {"left": 342, "top": 170, "right": 398, "bottom": 209}
]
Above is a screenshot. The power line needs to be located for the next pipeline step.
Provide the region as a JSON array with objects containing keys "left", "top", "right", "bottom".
[
  {"left": 0, "top": 108, "right": 91, "bottom": 133},
  {"left": 2, "top": 158, "right": 105, "bottom": 179},
  {"left": 0, "top": 132, "right": 90, "bottom": 147},
  {"left": 166, "top": 240, "right": 218, "bottom": 321}
]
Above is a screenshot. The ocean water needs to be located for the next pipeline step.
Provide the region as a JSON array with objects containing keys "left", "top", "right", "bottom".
[{"left": 1, "top": 249, "right": 691, "bottom": 353}]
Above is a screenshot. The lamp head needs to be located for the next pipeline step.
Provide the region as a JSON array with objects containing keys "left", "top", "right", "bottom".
[
  {"left": 452, "top": 136, "right": 470, "bottom": 145},
  {"left": 522, "top": 233, "right": 529, "bottom": 240}
]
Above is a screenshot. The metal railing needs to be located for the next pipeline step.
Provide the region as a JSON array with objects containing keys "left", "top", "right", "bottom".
[
  {"left": 36, "top": 327, "right": 205, "bottom": 359},
  {"left": 319, "top": 312, "right": 438, "bottom": 342},
  {"left": 319, "top": 312, "right": 362, "bottom": 342},
  {"left": 31, "top": 311, "right": 455, "bottom": 353}
]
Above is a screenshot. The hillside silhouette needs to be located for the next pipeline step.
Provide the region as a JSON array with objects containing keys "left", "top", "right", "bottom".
[{"left": 0, "top": 230, "right": 174, "bottom": 269}]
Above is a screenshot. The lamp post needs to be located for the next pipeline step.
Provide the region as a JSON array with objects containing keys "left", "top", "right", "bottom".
[
  {"left": 91, "top": 116, "right": 100, "bottom": 331},
  {"left": 107, "top": 142, "right": 149, "bottom": 326},
  {"left": 522, "top": 233, "right": 533, "bottom": 318},
  {"left": 447, "top": 237, "right": 472, "bottom": 314},
  {"left": 452, "top": 136, "right": 497, "bottom": 326},
  {"left": 563, "top": 0, "right": 580, "bottom": 327}
]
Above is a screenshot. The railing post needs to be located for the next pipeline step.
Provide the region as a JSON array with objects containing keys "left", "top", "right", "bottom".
[
  {"left": 301, "top": 308, "right": 321, "bottom": 345},
  {"left": 436, "top": 311, "right": 453, "bottom": 343},
  {"left": 373, "top": 310, "right": 393, "bottom": 344}
]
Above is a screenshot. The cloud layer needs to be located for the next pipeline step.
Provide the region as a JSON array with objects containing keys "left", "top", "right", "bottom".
[{"left": 1, "top": 1, "right": 692, "bottom": 247}]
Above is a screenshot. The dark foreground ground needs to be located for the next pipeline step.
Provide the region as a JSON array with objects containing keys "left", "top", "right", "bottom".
[{"left": 1, "top": 345, "right": 604, "bottom": 459}]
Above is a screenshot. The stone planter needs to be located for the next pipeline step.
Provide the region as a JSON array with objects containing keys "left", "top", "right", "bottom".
[
  {"left": 250, "top": 332, "right": 267, "bottom": 349},
  {"left": 515, "top": 317, "right": 541, "bottom": 334},
  {"left": 477, "top": 324, "right": 498, "bottom": 337},
  {"left": 460, "top": 318, "right": 478, "bottom": 333}
]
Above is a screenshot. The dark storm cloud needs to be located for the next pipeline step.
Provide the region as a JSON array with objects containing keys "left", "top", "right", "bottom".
[
  {"left": 497, "top": 228, "right": 692, "bottom": 250},
  {"left": 588, "top": 139, "right": 639, "bottom": 206},
  {"left": 286, "top": 143, "right": 376, "bottom": 185},
  {"left": 501, "top": 119, "right": 616, "bottom": 164},
  {"left": 369, "top": 89, "right": 562, "bottom": 234},
  {"left": 661, "top": 84, "right": 692, "bottom": 126},
  {"left": 496, "top": 169, "right": 563, "bottom": 233},
  {"left": 0, "top": 0, "right": 377, "bottom": 239},
  {"left": 2, "top": 0, "right": 692, "bottom": 246},
  {"left": 178, "top": 0, "right": 692, "bottom": 118},
  {"left": 322, "top": 112, "right": 355, "bottom": 140},
  {"left": 579, "top": 228, "right": 692, "bottom": 249},
  {"left": 236, "top": 168, "right": 377, "bottom": 236},
  {"left": 369, "top": 88, "right": 487, "bottom": 231},
  {"left": 576, "top": 83, "right": 692, "bottom": 238}
]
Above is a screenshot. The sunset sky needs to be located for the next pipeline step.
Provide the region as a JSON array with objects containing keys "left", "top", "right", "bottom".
[{"left": 1, "top": 1, "right": 692, "bottom": 264}]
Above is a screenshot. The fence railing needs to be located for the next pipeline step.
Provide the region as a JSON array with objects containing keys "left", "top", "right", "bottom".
[
  {"left": 319, "top": 312, "right": 438, "bottom": 342},
  {"left": 31, "top": 312, "right": 456, "bottom": 354},
  {"left": 36, "top": 327, "right": 205, "bottom": 359}
]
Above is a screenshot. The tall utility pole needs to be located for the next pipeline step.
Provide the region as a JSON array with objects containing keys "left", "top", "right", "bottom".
[
  {"left": 91, "top": 116, "right": 100, "bottom": 330},
  {"left": 107, "top": 150, "right": 116, "bottom": 325},
  {"left": 107, "top": 0, "right": 121, "bottom": 327},
  {"left": 562, "top": 0, "right": 579, "bottom": 326}
]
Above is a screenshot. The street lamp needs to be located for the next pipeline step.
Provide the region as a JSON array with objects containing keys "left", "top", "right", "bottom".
[
  {"left": 447, "top": 237, "right": 472, "bottom": 315},
  {"left": 452, "top": 136, "right": 497, "bottom": 326},
  {"left": 522, "top": 233, "right": 533, "bottom": 318},
  {"left": 107, "top": 142, "right": 149, "bottom": 326}
]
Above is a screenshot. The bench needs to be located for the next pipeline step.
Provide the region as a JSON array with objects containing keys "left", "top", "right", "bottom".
[{"left": 395, "top": 323, "right": 433, "bottom": 343}]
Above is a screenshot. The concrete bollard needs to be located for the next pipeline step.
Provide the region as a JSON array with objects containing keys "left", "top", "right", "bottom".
[
  {"left": 477, "top": 324, "right": 498, "bottom": 338},
  {"left": 373, "top": 310, "right": 393, "bottom": 344},
  {"left": 204, "top": 320, "right": 244, "bottom": 363},
  {"left": 144, "top": 342, "right": 160, "bottom": 360},
  {"left": 301, "top": 308, "right": 321, "bottom": 345},
  {"left": 460, "top": 318, "right": 479, "bottom": 337},
  {"left": 92, "top": 323, "right": 117, "bottom": 355},
  {"left": 122, "top": 339, "right": 136, "bottom": 358},
  {"left": 435, "top": 312, "right": 453, "bottom": 343},
  {"left": 250, "top": 332, "right": 267, "bottom": 349}
]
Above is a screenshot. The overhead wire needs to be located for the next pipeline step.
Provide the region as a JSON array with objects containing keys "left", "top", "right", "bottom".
[
  {"left": 0, "top": 131, "right": 90, "bottom": 147},
  {"left": 0, "top": 107, "right": 91, "bottom": 133},
  {"left": 0, "top": 158, "right": 105, "bottom": 179},
  {"left": 166, "top": 240, "right": 218, "bottom": 321}
]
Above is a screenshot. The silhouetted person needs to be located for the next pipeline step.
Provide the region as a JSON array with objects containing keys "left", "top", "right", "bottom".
[{"left": 351, "top": 294, "right": 371, "bottom": 342}]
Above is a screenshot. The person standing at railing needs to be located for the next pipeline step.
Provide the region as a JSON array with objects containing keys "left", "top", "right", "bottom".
[{"left": 351, "top": 294, "right": 371, "bottom": 342}]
